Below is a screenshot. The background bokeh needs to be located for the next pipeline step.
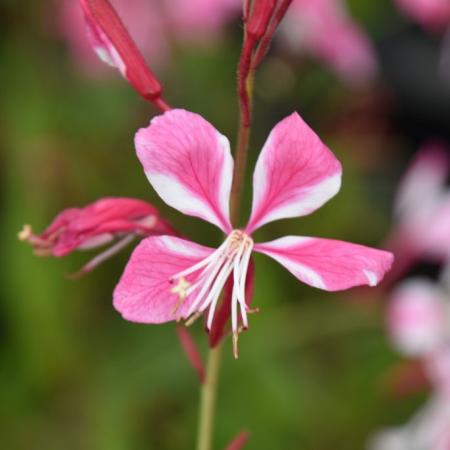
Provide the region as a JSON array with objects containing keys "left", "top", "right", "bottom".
[{"left": 1, "top": 1, "right": 450, "bottom": 449}]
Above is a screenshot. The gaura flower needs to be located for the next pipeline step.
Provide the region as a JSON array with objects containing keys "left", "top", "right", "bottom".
[
  {"left": 282, "top": 0, "right": 377, "bottom": 84},
  {"left": 113, "top": 109, "right": 393, "bottom": 356},
  {"left": 19, "top": 197, "right": 173, "bottom": 275}
]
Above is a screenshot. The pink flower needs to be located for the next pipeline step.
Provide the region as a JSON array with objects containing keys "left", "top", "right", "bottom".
[
  {"left": 395, "top": 0, "right": 450, "bottom": 32},
  {"left": 282, "top": 0, "right": 377, "bottom": 84},
  {"left": 113, "top": 109, "right": 393, "bottom": 356},
  {"left": 19, "top": 197, "right": 173, "bottom": 275},
  {"left": 385, "top": 143, "right": 450, "bottom": 282}
]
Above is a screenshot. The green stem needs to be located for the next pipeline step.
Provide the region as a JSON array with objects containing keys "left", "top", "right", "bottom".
[{"left": 196, "top": 345, "right": 223, "bottom": 450}]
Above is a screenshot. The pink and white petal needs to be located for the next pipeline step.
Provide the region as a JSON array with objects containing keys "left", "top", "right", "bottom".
[
  {"left": 388, "top": 279, "right": 446, "bottom": 357},
  {"left": 254, "top": 236, "right": 393, "bottom": 291},
  {"left": 246, "top": 112, "right": 342, "bottom": 233},
  {"left": 113, "top": 235, "right": 214, "bottom": 323},
  {"left": 135, "top": 109, "right": 233, "bottom": 232}
]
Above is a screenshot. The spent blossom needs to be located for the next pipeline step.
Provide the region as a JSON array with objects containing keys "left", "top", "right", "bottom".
[
  {"left": 19, "top": 197, "right": 172, "bottom": 275},
  {"left": 113, "top": 109, "right": 393, "bottom": 357}
]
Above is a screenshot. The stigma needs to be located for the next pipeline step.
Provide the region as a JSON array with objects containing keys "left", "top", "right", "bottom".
[{"left": 170, "top": 230, "right": 254, "bottom": 356}]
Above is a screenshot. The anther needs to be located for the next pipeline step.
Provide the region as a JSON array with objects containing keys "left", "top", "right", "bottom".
[
  {"left": 170, "top": 277, "right": 191, "bottom": 314},
  {"left": 18, "top": 224, "right": 33, "bottom": 241}
]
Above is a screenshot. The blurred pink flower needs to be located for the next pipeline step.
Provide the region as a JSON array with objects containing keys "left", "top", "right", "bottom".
[
  {"left": 372, "top": 272, "right": 450, "bottom": 450},
  {"left": 370, "top": 394, "right": 450, "bottom": 450},
  {"left": 388, "top": 279, "right": 446, "bottom": 358},
  {"left": 384, "top": 143, "right": 450, "bottom": 283},
  {"left": 281, "top": 0, "right": 378, "bottom": 84},
  {"left": 395, "top": 0, "right": 450, "bottom": 32},
  {"left": 19, "top": 197, "right": 173, "bottom": 275},
  {"left": 113, "top": 109, "right": 393, "bottom": 356},
  {"left": 387, "top": 274, "right": 450, "bottom": 394}
]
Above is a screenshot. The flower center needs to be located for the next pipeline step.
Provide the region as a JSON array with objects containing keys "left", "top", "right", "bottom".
[{"left": 170, "top": 230, "right": 254, "bottom": 355}]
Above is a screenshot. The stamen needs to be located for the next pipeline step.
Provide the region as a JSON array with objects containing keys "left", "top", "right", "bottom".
[
  {"left": 168, "top": 230, "right": 255, "bottom": 357},
  {"left": 186, "top": 254, "right": 227, "bottom": 317},
  {"left": 205, "top": 258, "right": 235, "bottom": 329},
  {"left": 232, "top": 331, "right": 239, "bottom": 359},
  {"left": 171, "top": 235, "right": 232, "bottom": 281}
]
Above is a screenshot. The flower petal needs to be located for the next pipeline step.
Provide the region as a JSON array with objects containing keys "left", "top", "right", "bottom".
[
  {"left": 254, "top": 236, "right": 393, "bottom": 291},
  {"left": 388, "top": 279, "right": 446, "bottom": 357},
  {"left": 135, "top": 109, "right": 233, "bottom": 232},
  {"left": 246, "top": 112, "right": 342, "bottom": 233},
  {"left": 113, "top": 235, "right": 214, "bottom": 323}
]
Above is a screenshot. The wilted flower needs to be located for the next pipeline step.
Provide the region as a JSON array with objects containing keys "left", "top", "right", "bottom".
[
  {"left": 113, "top": 109, "right": 393, "bottom": 357},
  {"left": 19, "top": 197, "right": 172, "bottom": 275}
]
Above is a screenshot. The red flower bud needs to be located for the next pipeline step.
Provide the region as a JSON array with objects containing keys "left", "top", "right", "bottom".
[
  {"left": 79, "top": 0, "right": 169, "bottom": 109},
  {"left": 246, "top": 0, "right": 276, "bottom": 40}
]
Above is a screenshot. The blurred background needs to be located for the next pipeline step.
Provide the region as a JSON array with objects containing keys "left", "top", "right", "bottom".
[{"left": 1, "top": 0, "right": 450, "bottom": 449}]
